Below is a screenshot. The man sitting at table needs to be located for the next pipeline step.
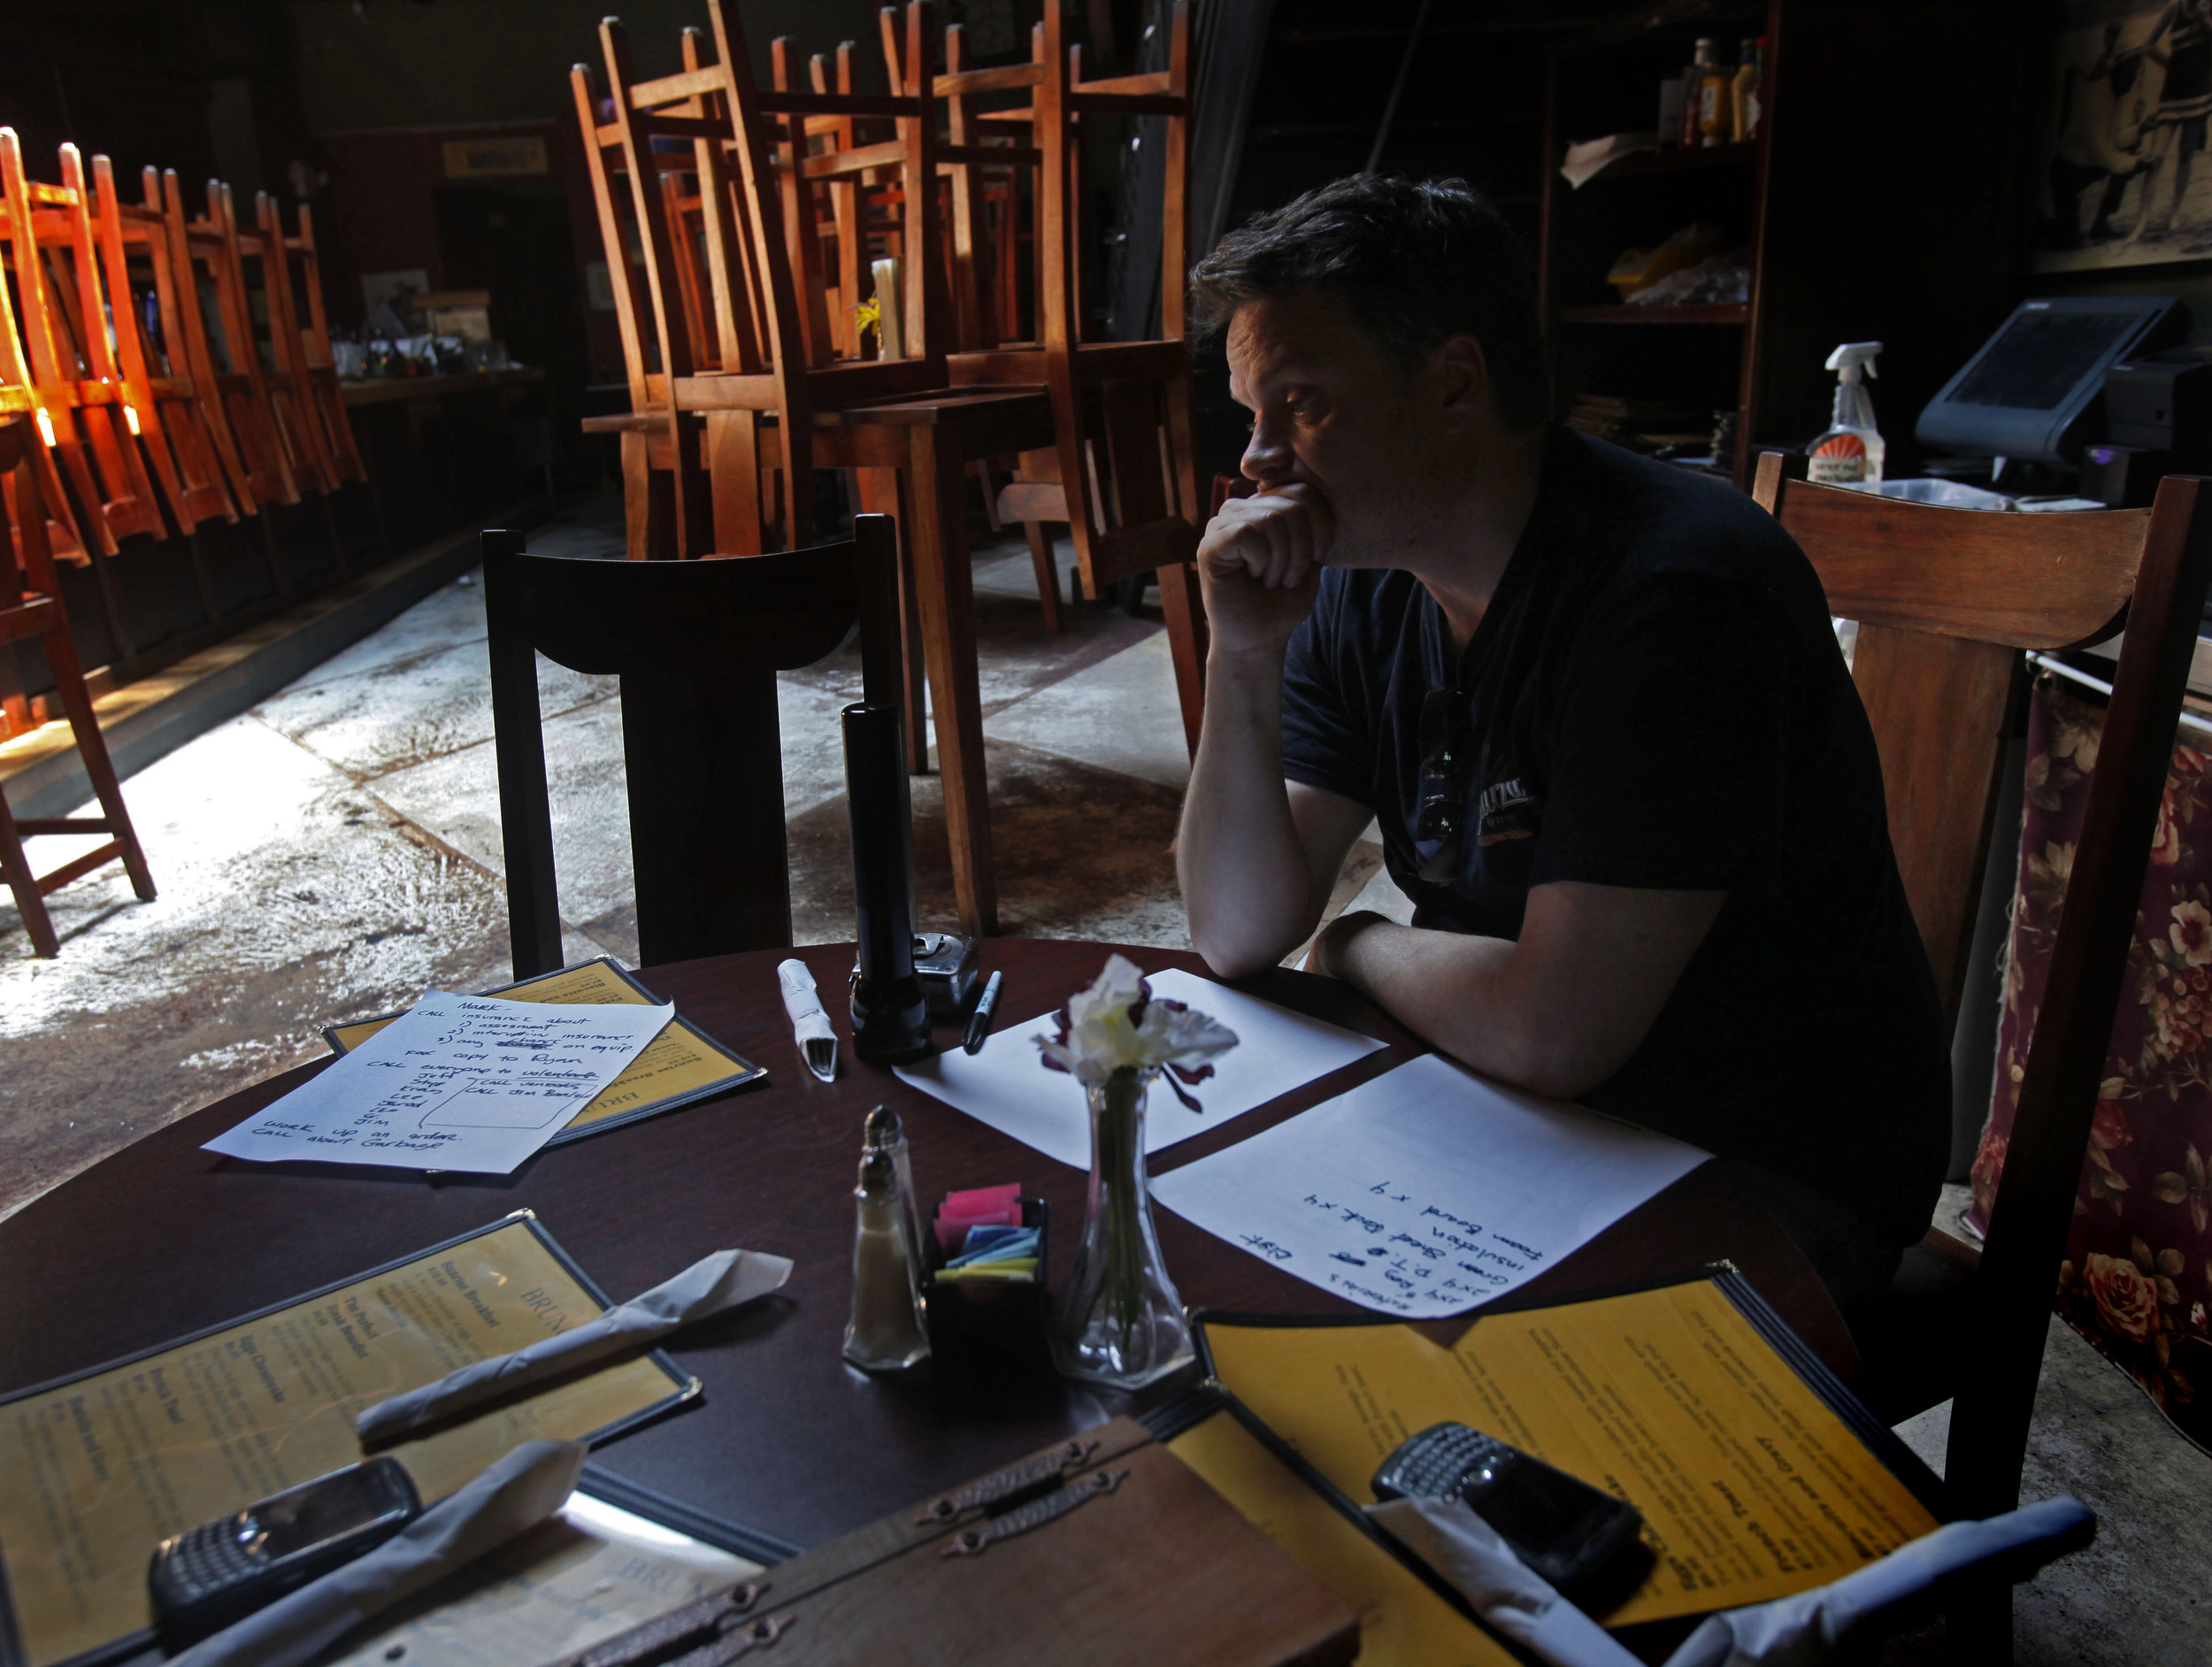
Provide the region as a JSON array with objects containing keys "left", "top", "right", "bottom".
[{"left": 1176, "top": 175, "right": 1947, "bottom": 1308}]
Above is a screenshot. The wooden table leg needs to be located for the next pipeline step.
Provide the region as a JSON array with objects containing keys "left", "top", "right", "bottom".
[
  {"left": 904, "top": 426, "right": 997, "bottom": 937},
  {"left": 852, "top": 465, "right": 931, "bottom": 775}
]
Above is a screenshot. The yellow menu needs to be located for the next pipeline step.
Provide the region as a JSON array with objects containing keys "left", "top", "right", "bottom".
[
  {"left": 0, "top": 1215, "right": 693, "bottom": 1667},
  {"left": 1198, "top": 1275, "right": 1939, "bottom": 1627},
  {"left": 1169, "top": 1412, "right": 1517, "bottom": 1667},
  {"left": 326, "top": 958, "right": 764, "bottom": 1141}
]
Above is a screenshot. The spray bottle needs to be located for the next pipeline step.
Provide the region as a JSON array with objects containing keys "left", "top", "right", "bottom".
[{"left": 1808, "top": 342, "right": 1886, "bottom": 484}]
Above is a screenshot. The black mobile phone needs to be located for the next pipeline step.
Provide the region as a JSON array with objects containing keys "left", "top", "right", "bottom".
[
  {"left": 1371, "top": 1421, "right": 1643, "bottom": 1600},
  {"left": 148, "top": 1456, "right": 421, "bottom": 1639}
]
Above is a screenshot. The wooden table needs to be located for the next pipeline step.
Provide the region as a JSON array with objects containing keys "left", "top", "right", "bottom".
[{"left": 0, "top": 940, "right": 1855, "bottom": 1561}]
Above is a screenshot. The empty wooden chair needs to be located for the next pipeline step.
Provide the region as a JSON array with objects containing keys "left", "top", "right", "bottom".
[
  {"left": 72, "top": 150, "right": 237, "bottom": 538},
  {"left": 257, "top": 193, "right": 368, "bottom": 492},
  {"left": 1752, "top": 454, "right": 2212, "bottom": 1652},
  {"left": 0, "top": 411, "right": 155, "bottom": 956},
  {"left": 154, "top": 170, "right": 299, "bottom": 512},
  {"left": 483, "top": 512, "right": 901, "bottom": 976},
  {"left": 0, "top": 129, "right": 165, "bottom": 557}
]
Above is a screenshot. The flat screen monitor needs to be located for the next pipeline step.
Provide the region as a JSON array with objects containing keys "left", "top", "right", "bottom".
[{"left": 1916, "top": 296, "right": 2178, "bottom": 464}]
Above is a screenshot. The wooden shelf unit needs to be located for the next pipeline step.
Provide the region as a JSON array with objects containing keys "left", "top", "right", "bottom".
[
  {"left": 1540, "top": 1, "right": 1775, "bottom": 486},
  {"left": 1537, "top": 0, "right": 2037, "bottom": 492}
]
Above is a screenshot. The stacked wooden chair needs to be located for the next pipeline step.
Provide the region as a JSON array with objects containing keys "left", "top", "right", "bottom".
[
  {"left": 0, "top": 409, "right": 155, "bottom": 955},
  {"left": 570, "top": 0, "right": 1211, "bottom": 935}
]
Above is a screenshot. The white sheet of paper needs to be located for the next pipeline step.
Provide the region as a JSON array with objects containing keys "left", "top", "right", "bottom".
[
  {"left": 893, "top": 967, "right": 1386, "bottom": 1169},
  {"left": 1148, "top": 1052, "right": 1709, "bottom": 1317},
  {"left": 204, "top": 990, "right": 674, "bottom": 1175}
]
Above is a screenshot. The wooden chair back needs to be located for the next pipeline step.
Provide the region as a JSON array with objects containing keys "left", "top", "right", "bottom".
[
  {"left": 484, "top": 511, "right": 903, "bottom": 976},
  {"left": 0, "top": 412, "right": 155, "bottom": 956},
  {"left": 153, "top": 169, "right": 296, "bottom": 509},
  {"left": 260, "top": 194, "right": 367, "bottom": 487},
  {"left": 69, "top": 149, "right": 237, "bottom": 534},
  {"left": 1752, "top": 453, "right": 2212, "bottom": 1521},
  {"left": 0, "top": 173, "right": 89, "bottom": 569},
  {"left": 0, "top": 129, "right": 164, "bottom": 554},
  {"left": 216, "top": 184, "right": 328, "bottom": 497}
]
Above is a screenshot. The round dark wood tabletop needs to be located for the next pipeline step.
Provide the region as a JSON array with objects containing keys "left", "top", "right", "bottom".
[{"left": 0, "top": 939, "right": 1857, "bottom": 1554}]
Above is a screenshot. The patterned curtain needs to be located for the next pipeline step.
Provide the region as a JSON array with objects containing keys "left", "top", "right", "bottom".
[{"left": 1971, "top": 679, "right": 2212, "bottom": 1451}]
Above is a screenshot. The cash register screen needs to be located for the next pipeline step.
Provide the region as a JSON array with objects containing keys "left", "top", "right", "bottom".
[{"left": 1948, "top": 309, "right": 2150, "bottom": 411}]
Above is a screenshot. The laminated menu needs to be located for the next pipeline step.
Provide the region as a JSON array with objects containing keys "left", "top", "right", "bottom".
[
  {"left": 1187, "top": 1269, "right": 1943, "bottom": 1633},
  {"left": 0, "top": 1214, "right": 694, "bottom": 1667}
]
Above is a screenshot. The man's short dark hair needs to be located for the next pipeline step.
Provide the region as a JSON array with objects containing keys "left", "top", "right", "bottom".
[{"left": 1190, "top": 175, "right": 1549, "bottom": 429}]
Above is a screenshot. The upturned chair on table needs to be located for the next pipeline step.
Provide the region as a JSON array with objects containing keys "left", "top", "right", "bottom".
[
  {"left": 483, "top": 512, "right": 902, "bottom": 979},
  {"left": 0, "top": 412, "right": 154, "bottom": 957},
  {"left": 0, "top": 128, "right": 162, "bottom": 566},
  {"left": 940, "top": 0, "right": 1210, "bottom": 751},
  {"left": 575, "top": 0, "right": 1065, "bottom": 935},
  {"left": 255, "top": 193, "right": 369, "bottom": 495},
  {"left": 1753, "top": 452, "right": 2212, "bottom": 1657},
  {"left": 153, "top": 171, "right": 301, "bottom": 517}
]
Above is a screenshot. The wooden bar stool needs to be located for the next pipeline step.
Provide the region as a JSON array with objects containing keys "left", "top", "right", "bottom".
[{"left": 0, "top": 413, "right": 154, "bottom": 957}]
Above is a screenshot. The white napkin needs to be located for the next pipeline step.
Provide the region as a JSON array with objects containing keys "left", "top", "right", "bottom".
[
  {"left": 1366, "top": 1496, "right": 1644, "bottom": 1667},
  {"left": 778, "top": 958, "right": 838, "bottom": 1080},
  {"left": 357, "top": 1249, "right": 794, "bottom": 1447},
  {"left": 1663, "top": 1495, "right": 2095, "bottom": 1667},
  {"left": 173, "top": 1439, "right": 586, "bottom": 1667}
]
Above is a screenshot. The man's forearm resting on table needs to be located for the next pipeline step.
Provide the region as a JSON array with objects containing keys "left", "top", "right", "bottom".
[
  {"left": 1312, "top": 884, "right": 1724, "bottom": 1101},
  {"left": 1179, "top": 647, "right": 1356, "bottom": 975}
]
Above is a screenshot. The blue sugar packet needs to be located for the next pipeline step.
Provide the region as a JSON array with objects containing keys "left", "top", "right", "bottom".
[
  {"left": 948, "top": 1230, "right": 1040, "bottom": 1269},
  {"left": 960, "top": 1224, "right": 1031, "bottom": 1253}
]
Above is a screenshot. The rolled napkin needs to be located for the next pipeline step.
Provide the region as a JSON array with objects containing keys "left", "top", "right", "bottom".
[
  {"left": 778, "top": 958, "right": 838, "bottom": 1081},
  {"left": 357, "top": 1248, "right": 795, "bottom": 1447},
  {"left": 173, "top": 1438, "right": 586, "bottom": 1667},
  {"left": 1662, "top": 1495, "right": 2095, "bottom": 1667},
  {"left": 1367, "top": 1495, "right": 1644, "bottom": 1667}
]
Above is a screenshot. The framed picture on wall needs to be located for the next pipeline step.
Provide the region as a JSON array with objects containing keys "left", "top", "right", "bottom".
[{"left": 2036, "top": 0, "right": 2212, "bottom": 272}]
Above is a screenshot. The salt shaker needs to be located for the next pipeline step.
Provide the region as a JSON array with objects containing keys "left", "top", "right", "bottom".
[
  {"left": 843, "top": 1148, "right": 930, "bottom": 1371},
  {"left": 864, "top": 1105, "right": 926, "bottom": 1274}
]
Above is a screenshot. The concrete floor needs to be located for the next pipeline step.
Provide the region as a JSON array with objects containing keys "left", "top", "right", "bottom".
[{"left": 2, "top": 495, "right": 2204, "bottom": 1661}]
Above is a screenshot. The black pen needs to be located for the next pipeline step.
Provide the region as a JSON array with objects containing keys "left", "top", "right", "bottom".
[{"left": 962, "top": 970, "right": 1003, "bottom": 1054}]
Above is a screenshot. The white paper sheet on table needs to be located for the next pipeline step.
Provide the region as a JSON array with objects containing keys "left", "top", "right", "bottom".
[
  {"left": 203, "top": 990, "right": 674, "bottom": 1175},
  {"left": 1148, "top": 1052, "right": 1709, "bottom": 1317},
  {"left": 894, "top": 967, "right": 1386, "bottom": 1169}
]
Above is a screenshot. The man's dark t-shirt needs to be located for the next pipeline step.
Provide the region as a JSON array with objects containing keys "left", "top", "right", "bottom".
[{"left": 1280, "top": 427, "right": 1947, "bottom": 1245}]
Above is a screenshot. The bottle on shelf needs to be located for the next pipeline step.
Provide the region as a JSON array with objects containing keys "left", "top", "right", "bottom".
[
  {"left": 1694, "top": 39, "right": 1732, "bottom": 149},
  {"left": 1808, "top": 342, "right": 1886, "bottom": 486},
  {"left": 1732, "top": 38, "right": 1764, "bottom": 143},
  {"left": 1681, "top": 39, "right": 1717, "bottom": 148}
]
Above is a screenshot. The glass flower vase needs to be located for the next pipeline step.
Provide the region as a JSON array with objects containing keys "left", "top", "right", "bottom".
[{"left": 1051, "top": 1065, "right": 1194, "bottom": 1389}]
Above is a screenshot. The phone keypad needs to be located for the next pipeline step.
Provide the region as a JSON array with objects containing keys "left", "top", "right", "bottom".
[
  {"left": 153, "top": 1516, "right": 265, "bottom": 1606},
  {"left": 1371, "top": 1422, "right": 1514, "bottom": 1501}
]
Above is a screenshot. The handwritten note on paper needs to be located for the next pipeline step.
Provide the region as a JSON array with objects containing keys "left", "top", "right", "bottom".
[
  {"left": 204, "top": 990, "right": 674, "bottom": 1174},
  {"left": 1148, "top": 1053, "right": 1709, "bottom": 1317}
]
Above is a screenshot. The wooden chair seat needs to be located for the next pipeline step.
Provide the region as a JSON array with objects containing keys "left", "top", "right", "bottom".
[
  {"left": 482, "top": 512, "right": 902, "bottom": 977},
  {"left": 1753, "top": 452, "right": 2212, "bottom": 1653},
  {"left": 0, "top": 414, "right": 155, "bottom": 956}
]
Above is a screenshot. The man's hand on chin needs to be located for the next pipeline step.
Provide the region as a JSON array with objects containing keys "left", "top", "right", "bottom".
[{"left": 1195, "top": 480, "right": 1335, "bottom": 658}]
